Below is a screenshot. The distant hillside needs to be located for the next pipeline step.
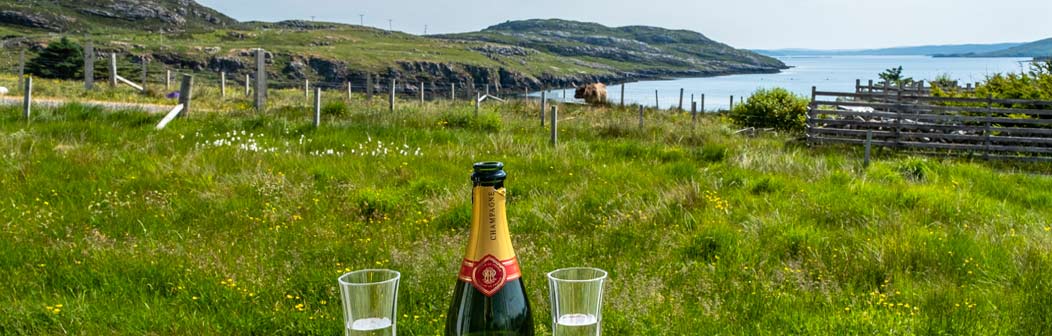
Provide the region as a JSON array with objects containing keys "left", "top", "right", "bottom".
[
  {"left": 756, "top": 43, "right": 1023, "bottom": 57},
  {"left": 440, "top": 19, "right": 787, "bottom": 78},
  {"left": 0, "top": 0, "right": 237, "bottom": 33},
  {"left": 0, "top": 2, "right": 788, "bottom": 90},
  {"left": 953, "top": 38, "right": 1052, "bottom": 58}
]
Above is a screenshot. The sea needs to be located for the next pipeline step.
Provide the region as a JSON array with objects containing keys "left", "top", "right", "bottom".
[{"left": 537, "top": 56, "right": 1032, "bottom": 111}]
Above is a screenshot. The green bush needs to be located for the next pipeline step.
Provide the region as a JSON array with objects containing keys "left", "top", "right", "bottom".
[
  {"left": 322, "top": 100, "right": 349, "bottom": 117},
  {"left": 729, "top": 88, "right": 809, "bottom": 132},
  {"left": 26, "top": 37, "right": 83, "bottom": 80},
  {"left": 439, "top": 112, "right": 502, "bottom": 132}
]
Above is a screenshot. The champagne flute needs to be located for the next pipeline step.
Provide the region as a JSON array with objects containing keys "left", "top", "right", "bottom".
[
  {"left": 339, "top": 269, "right": 401, "bottom": 336},
  {"left": 548, "top": 267, "right": 608, "bottom": 336}
]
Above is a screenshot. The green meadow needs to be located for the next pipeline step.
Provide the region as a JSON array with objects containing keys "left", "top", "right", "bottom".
[{"left": 1, "top": 77, "right": 1051, "bottom": 335}]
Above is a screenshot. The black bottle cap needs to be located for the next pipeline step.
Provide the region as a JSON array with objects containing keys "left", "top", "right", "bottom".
[{"left": 472, "top": 161, "right": 507, "bottom": 186}]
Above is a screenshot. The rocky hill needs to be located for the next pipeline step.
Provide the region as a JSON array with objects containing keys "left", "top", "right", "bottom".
[
  {"left": 965, "top": 38, "right": 1052, "bottom": 58},
  {"left": 0, "top": 1, "right": 786, "bottom": 91},
  {"left": 0, "top": 0, "right": 236, "bottom": 33},
  {"left": 441, "top": 19, "right": 786, "bottom": 78}
]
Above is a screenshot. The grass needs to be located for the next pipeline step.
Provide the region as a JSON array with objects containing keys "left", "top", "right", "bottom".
[{"left": 1, "top": 77, "right": 1051, "bottom": 335}]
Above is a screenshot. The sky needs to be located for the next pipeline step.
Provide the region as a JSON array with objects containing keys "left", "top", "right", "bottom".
[{"left": 197, "top": 0, "right": 1052, "bottom": 50}]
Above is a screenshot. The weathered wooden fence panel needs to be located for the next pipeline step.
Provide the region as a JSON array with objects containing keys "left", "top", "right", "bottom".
[{"left": 807, "top": 87, "right": 1052, "bottom": 161}]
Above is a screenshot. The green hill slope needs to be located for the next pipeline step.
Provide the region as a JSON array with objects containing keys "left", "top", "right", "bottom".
[
  {"left": 0, "top": 2, "right": 786, "bottom": 90},
  {"left": 0, "top": 0, "right": 236, "bottom": 33},
  {"left": 976, "top": 38, "right": 1052, "bottom": 57},
  {"left": 441, "top": 19, "right": 786, "bottom": 78}
]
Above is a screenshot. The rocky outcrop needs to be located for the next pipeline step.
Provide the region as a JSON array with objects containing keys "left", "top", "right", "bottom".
[
  {"left": 0, "top": 0, "right": 236, "bottom": 33},
  {"left": 0, "top": 10, "right": 73, "bottom": 31}
]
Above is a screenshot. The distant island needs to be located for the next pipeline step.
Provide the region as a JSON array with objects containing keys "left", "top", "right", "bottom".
[
  {"left": 933, "top": 38, "right": 1052, "bottom": 58},
  {"left": 0, "top": 0, "right": 785, "bottom": 90},
  {"left": 756, "top": 39, "right": 1051, "bottom": 58}
]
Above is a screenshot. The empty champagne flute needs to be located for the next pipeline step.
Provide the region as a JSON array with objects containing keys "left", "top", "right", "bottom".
[
  {"left": 338, "top": 269, "right": 401, "bottom": 336},
  {"left": 547, "top": 267, "right": 608, "bottom": 336}
]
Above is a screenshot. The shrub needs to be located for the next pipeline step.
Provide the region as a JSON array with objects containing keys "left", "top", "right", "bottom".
[
  {"left": 26, "top": 37, "right": 83, "bottom": 80},
  {"left": 322, "top": 100, "right": 349, "bottom": 117},
  {"left": 439, "top": 112, "right": 502, "bottom": 132},
  {"left": 729, "top": 88, "right": 809, "bottom": 132}
]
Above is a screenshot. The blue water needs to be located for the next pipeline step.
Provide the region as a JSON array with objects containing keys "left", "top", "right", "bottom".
[{"left": 539, "top": 56, "right": 1031, "bottom": 111}]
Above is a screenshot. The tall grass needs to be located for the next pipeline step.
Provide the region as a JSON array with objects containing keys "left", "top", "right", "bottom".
[{"left": 0, "top": 77, "right": 1050, "bottom": 335}]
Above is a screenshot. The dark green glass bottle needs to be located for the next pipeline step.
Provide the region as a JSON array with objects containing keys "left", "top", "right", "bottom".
[{"left": 445, "top": 162, "right": 534, "bottom": 335}]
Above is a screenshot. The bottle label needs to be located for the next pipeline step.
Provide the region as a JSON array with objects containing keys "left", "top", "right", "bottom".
[{"left": 458, "top": 186, "right": 521, "bottom": 297}]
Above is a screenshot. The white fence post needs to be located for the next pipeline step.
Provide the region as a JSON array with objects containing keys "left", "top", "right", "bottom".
[
  {"left": 550, "top": 105, "right": 558, "bottom": 147},
  {"left": 313, "top": 87, "right": 322, "bottom": 128},
  {"left": 109, "top": 53, "right": 117, "bottom": 87},
  {"left": 178, "top": 74, "right": 193, "bottom": 118},
  {"left": 255, "top": 48, "right": 267, "bottom": 113},
  {"left": 84, "top": 42, "right": 94, "bottom": 90},
  {"left": 22, "top": 76, "right": 31, "bottom": 120}
]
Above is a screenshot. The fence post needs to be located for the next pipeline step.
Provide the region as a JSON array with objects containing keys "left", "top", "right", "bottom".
[
  {"left": 867, "top": 79, "right": 874, "bottom": 95},
  {"left": 178, "top": 74, "right": 193, "bottom": 118},
  {"left": 139, "top": 57, "right": 149, "bottom": 92},
  {"left": 304, "top": 79, "right": 310, "bottom": 99},
  {"left": 894, "top": 82, "right": 903, "bottom": 148},
  {"left": 22, "top": 76, "right": 31, "bottom": 120},
  {"left": 540, "top": 91, "right": 547, "bottom": 127},
  {"left": 166, "top": 69, "right": 171, "bottom": 90},
  {"left": 620, "top": 83, "right": 625, "bottom": 108},
  {"left": 639, "top": 105, "right": 644, "bottom": 128},
  {"left": 84, "top": 42, "right": 94, "bottom": 90},
  {"left": 451, "top": 83, "right": 456, "bottom": 101},
  {"left": 366, "top": 73, "right": 374, "bottom": 100},
  {"left": 313, "top": 87, "right": 322, "bottom": 128},
  {"left": 245, "top": 74, "right": 251, "bottom": 96},
  {"left": 108, "top": 53, "right": 118, "bottom": 87},
  {"left": 17, "top": 49, "right": 24, "bottom": 93},
  {"left": 550, "top": 105, "right": 558, "bottom": 147},
  {"left": 984, "top": 95, "right": 993, "bottom": 160},
  {"left": 255, "top": 48, "right": 266, "bottom": 113},
  {"left": 883, "top": 81, "right": 890, "bottom": 105},
  {"left": 678, "top": 88, "right": 684, "bottom": 112},
  {"left": 691, "top": 101, "right": 698, "bottom": 127},
  {"left": 807, "top": 87, "right": 817, "bottom": 143},
  {"left": 864, "top": 129, "right": 872, "bottom": 167},
  {"left": 562, "top": 88, "right": 566, "bottom": 102},
  {"left": 855, "top": 79, "right": 861, "bottom": 94},
  {"left": 654, "top": 90, "right": 659, "bottom": 109},
  {"left": 220, "top": 71, "right": 226, "bottom": 98},
  {"left": 347, "top": 81, "right": 353, "bottom": 100},
  {"left": 485, "top": 84, "right": 490, "bottom": 97},
  {"left": 701, "top": 94, "right": 705, "bottom": 113},
  {"left": 730, "top": 95, "right": 734, "bottom": 111},
  {"left": 420, "top": 82, "right": 425, "bottom": 103},
  {"left": 389, "top": 78, "right": 396, "bottom": 112}
]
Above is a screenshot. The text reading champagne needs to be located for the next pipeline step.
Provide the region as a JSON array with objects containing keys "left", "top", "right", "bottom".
[{"left": 445, "top": 162, "right": 534, "bottom": 335}]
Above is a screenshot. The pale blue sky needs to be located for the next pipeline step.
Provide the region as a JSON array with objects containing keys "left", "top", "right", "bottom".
[{"left": 197, "top": 0, "right": 1052, "bottom": 50}]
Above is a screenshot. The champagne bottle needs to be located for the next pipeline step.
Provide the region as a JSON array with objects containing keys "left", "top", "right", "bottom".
[{"left": 445, "top": 162, "right": 534, "bottom": 336}]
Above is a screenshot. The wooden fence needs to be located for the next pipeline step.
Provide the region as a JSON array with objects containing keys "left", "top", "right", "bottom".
[
  {"left": 853, "top": 79, "right": 979, "bottom": 97},
  {"left": 806, "top": 86, "right": 1052, "bottom": 162}
]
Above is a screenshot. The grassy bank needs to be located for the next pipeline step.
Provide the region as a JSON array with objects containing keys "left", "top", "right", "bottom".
[{"left": 1, "top": 80, "right": 1051, "bottom": 334}]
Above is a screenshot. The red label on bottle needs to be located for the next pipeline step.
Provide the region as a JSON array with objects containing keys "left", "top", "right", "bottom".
[{"left": 458, "top": 254, "right": 521, "bottom": 297}]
